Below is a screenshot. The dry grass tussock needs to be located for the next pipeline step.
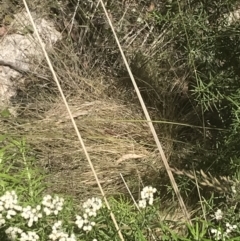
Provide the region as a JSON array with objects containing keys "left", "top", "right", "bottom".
[
  {"left": 0, "top": 42, "right": 163, "bottom": 200},
  {"left": 0, "top": 0, "right": 179, "bottom": 201},
  {"left": 39, "top": 98, "right": 162, "bottom": 199}
]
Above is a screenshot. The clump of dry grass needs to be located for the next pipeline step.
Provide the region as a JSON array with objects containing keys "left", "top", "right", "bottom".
[
  {"left": 1, "top": 41, "right": 163, "bottom": 200},
  {"left": 39, "top": 98, "right": 162, "bottom": 198},
  {"left": 4, "top": 97, "right": 161, "bottom": 201},
  {"left": 0, "top": 0, "right": 170, "bottom": 198}
]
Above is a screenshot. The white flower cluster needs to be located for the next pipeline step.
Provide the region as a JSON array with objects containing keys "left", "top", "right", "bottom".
[
  {"left": 5, "top": 226, "right": 39, "bottom": 241},
  {"left": 211, "top": 223, "right": 237, "bottom": 241},
  {"left": 21, "top": 205, "right": 42, "bottom": 227},
  {"left": 83, "top": 197, "right": 102, "bottom": 217},
  {"left": 211, "top": 209, "right": 237, "bottom": 241},
  {"left": 214, "top": 209, "right": 223, "bottom": 221},
  {"left": 75, "top": 197, "right": 102, "bottom": 232},
  {"left": 0, "top": 190, "right": 22, "bottom": 224},
  {"left": 226, "top": 222, "right": 237, "bottom": 234},
  {"left": 0, "top": 191, "right": 22, "bottom": 220},
  {"left": 42, "top": 195, "right": 64, "bottom": 216},
  {"left": 0, "top": 190, "right": 101, "bottom": 240},
  {"left": 76, "top": 213, "right": 96, "bottom": 232},
  {"left": 138, "top": 186, "right": 157, "bottom": 209},
  {"left": 0, "top": 191, "right": 65, "bottom": 240},
  {"left": 211, "top": 228, "right": 222, "bottom": 241},
  {"left": 49, "top": 221, "right": 76, "bottom": 241}
]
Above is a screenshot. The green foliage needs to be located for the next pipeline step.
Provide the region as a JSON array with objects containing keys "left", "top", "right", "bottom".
[
  {"left": 0, "top": 109, "right": 11, "bottom": 118},
  {"left": 185, "top": 219, "right": 210, "bottom": 241},
  {"left": 0, "top": 139, "right": 160, "bottom": 240},
  {"left": 0, "top": 138, "right": 45, "bottom": 202},
  {"left": 148, "top": 0, "right": 240, "bottom": 177},
  {"left": 2, "top": 138, "right": 240, "bottom": 240}
]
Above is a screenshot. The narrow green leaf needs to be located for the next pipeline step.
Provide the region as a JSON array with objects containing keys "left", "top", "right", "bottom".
[{"left": 0, "top": 109, "right": 10, "bottom": 118}]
